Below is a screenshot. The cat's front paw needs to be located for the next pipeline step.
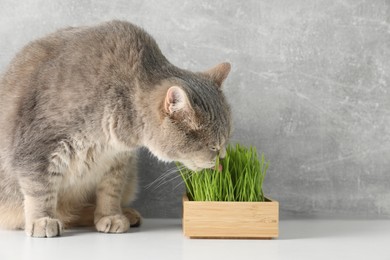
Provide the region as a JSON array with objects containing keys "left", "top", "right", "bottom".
[
  {"left": 26, "top": 217, "right": 63, "bottom": 238},
  {"left": 95, "top": 214, "right": 130, "bottom": 233}
]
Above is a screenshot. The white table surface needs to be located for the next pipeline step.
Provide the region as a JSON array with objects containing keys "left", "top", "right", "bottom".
[{"left": 0, "top": 219, "right": 389, "bottom": 260}]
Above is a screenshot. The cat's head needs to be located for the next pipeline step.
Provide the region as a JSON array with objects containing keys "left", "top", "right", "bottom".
[{"left": 145, "top": 63, "right": 232, "bottom": 171}]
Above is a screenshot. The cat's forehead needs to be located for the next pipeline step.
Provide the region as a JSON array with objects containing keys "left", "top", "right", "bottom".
[{"left": 173, "top": 72, "right": 218, "bottom": 90}]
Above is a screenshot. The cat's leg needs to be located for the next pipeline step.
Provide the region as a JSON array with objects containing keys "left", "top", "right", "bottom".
[
  {"left": 19, "top": 172, "right": 63, "bottom": 237},
  {"left": 94, "top": 159, "right": 131, "bottom": 233},
  {"left": 68, "top": 154, "right": 140, "bottom": 229},
  {"left": 0, "top": 168, "right": 25, "bottom": 230},
  {"left": 120, "top": 153, "right": 142, "bottom": 227}
]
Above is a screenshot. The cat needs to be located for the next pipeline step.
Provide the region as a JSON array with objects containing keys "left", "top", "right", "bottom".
[{"left": 0, "top": 20, "right": 231, "bottom": 237}]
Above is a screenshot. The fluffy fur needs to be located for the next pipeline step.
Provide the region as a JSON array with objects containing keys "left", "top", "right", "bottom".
[{"left": 0, "top": 20, "right": 231, "bottom": 237}]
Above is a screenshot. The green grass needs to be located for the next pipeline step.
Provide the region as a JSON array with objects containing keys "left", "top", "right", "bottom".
[{"left": 177, "top": 144, "right": 269, "bottom": 202}]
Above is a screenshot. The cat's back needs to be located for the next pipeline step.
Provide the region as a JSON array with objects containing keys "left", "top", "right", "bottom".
[
  {"left": 0, "top": 20, "right": 154, "bottom": 93},
  {"left": 0, "top": 21, "right": 162, "bottom": 164},
  {"left": 0, "top": 20, "right": 161, "bottom": 137}
]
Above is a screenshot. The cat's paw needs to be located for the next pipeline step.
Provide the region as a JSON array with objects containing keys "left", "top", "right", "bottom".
[
  {"left": 122, "top": 207, "right": 142, "bottom": 227},
  {"left": 95, "top": 214, "right": 130, "bottom": 233},
  {"left": 26, "top": 217, "right": 63, "bottom": 238}
]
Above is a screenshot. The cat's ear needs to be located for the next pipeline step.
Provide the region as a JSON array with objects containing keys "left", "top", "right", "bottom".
[
  {"left": 204, "top": 62, "right": 231, "bottom": 89},
  {"left": 164, "top": 86, "right": 199, "bottom": 128},
  {"left": 164, "top": 86, "right": 191, "bottom": 114}
]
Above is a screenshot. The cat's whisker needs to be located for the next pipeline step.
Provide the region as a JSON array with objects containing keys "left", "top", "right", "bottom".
[
  {"left": 173, "top": 172, "right": 194, "bottom": 191},
  {"left": 152, "top": 173, "right": 185, "bottom": 191},
  {"left": 173, "top": 179, "right": 185, "bottom": 191},
  {"left": 149, "top": 167, "right": 189, "bottom": 191},
  {"left": 144, "top": 172, "right": 175, "bottom": 190},
  {"left": 144, "top": 165, "right": 185, "bottom": 190}
]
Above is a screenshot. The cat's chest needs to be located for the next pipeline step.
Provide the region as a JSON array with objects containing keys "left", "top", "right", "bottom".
[{"left": 59, "top": 142, "right": 127, "bottom": 189}]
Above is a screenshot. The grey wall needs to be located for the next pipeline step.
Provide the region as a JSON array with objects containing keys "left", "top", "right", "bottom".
[{"left": 1, "top": 0, "right": 389, "bottom": 218}]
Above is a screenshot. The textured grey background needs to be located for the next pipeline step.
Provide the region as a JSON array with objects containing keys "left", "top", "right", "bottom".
[{"left": 1, "top": 0, "right": 389, "bottom": 219}]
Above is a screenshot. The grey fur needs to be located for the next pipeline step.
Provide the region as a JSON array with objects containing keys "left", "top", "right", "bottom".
[{"left": 0, "top": 20, "right": 231, "bottom": 237}]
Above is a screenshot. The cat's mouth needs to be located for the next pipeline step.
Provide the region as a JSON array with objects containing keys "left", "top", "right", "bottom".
[
  {"left": 184, "top": 160, "right": 217, "bottom": 172},
  {"left": 186, "top": 164, "right": 222, "bottom": 172},
  {"left": 185, "top": 164, "right": 205, "bottom": 171}
]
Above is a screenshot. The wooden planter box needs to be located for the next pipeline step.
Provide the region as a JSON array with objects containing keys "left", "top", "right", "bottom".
[{"left": 182, "top": 195, "right": 279, "bottom": 239}]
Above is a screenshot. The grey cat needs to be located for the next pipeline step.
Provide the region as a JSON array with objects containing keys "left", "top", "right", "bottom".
[{"left": 0, "top": 20, "right": 231, "bottom": 237}]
